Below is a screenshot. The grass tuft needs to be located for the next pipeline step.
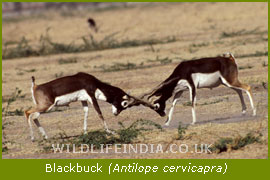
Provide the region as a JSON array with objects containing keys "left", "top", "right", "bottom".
[
  {"left": 220, "top": 28, "right": 264, "bottom": 38},
  {"left": 94, "top": 62, "right": 138, "bottom": 72},
  {"left": 210, "top": 132, "right": 262, "bottom": 153},
  {"left": 58, "top": 57, "right": 78, "bottom": 64},
  {"left": 238, "top": 64, "right": 254, "bottom": 70},
  {"left": 94, "top": 56, "right": 174, "bottom": 72},
  {"left": 236, "top": 51, "right": 268, "bottom": 59},
  {"left": 177, "top": 122, "right": 187, "bottom": 140},
  {"left": 262, "top": 61, "right": 268, "bottom": 67},
  {"left": 2, "top": 87, "right": 25, "bottom": 153}
]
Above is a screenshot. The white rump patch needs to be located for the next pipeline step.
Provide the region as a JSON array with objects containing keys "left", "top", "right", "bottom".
[
  {"left": 191, "top": 71, "right": 222, "bottom": 88},
  {"left": 95, "top": 88, "right": 107, "bottom": 101},
  {"left": 54, "top": 89, "right": 92, "bottom": 106}
]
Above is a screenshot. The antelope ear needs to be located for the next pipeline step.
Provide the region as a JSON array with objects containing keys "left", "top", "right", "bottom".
[
  {"left": 149, "top": 95, "right": 161, "bottom": 104},
  {"left": 123, "top": 95, "right": 128, "bottom": 100}
]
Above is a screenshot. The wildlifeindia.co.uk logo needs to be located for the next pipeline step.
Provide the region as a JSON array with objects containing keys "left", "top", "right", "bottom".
[{"left": 51, "top": 143, "right": 213, "bottom": 154}]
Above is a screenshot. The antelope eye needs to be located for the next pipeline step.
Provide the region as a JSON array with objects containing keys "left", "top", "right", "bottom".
[
  {"left": 121, "top": 100, "right": 129, "bottom": 108},
  {"left": 154, "top": 103, "right": 160, "bottom": 110}
]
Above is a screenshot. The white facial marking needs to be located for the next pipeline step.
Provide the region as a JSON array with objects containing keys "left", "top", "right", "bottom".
[
  {"left": 112, "top": 105, "right": 118, "bottom": 115},
  {"left": 154, "top": 103, "right": 160, "bottom": 110},
  {"left": 191, "top": 71, "right": 221, "bottom": 88},
  {"left": 54, "top": 89, "right": 91, "bottom": 106},
  {"left": 121, "top": 100, "right": 129, "bottom": 108},
  {"left": 95, "top": 88, "right": 107, "bottom": 101}
]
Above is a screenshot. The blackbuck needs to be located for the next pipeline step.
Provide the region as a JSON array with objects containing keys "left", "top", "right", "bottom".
[
  {"left": 24, "top": 72, "right": 151, "bottom": 141},
  {"left": 141, "top": 53, "right": 256, "bottom": 126}
]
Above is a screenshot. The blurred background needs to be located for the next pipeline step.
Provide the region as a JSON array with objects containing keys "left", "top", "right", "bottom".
[{"left": 2, "top": 2, "right": 137, "bottom": 17}]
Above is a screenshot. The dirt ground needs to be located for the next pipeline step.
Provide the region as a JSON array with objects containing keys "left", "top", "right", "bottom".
[{"left": 2, "top": 2, "right": 268, "bottom": 159}]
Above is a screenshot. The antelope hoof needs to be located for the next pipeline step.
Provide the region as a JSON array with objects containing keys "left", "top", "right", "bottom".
[
  {"left": 164, "top": 122, "right": 170, "bottom": 127},
  {"left": 164, "top": 117, "right": 171, "bottom": 126},
  {"left": 191, "top": 122, "right": 196, "bottom": 125},
  {"left": 242, "top": 110, "right": 247, "bottom": 115},
  {"left": 31, "top": 137, "right": 35, "bottom": 142},
  {"left": 253, "top": 109, "right": 257, "bottom": 116}
]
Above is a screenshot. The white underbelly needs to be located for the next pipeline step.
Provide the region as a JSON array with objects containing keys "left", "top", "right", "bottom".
[
  {"left": 54, "top": 89, "right": 91, "bottom": 106},
  {"left": 191, "top": 71, "right": 222, "bottom": 88}
]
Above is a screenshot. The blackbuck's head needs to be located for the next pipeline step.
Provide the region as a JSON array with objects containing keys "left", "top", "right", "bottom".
[
  {"left": 139, "top": 78, "right": 181, "bottom": 117},
  {"left": 110, "top": 89, "right": 158, "bottom": 116},
  {"left": 140, "top": 93, "right": 166, "bottom": 117},
  {"left": 111, "top": 94, "right": 133, "bottom": 116}
]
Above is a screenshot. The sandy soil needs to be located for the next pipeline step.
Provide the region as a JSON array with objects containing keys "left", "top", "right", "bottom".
[{"left": 2, "top": 2, "right": 268, "bottom": 159}]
